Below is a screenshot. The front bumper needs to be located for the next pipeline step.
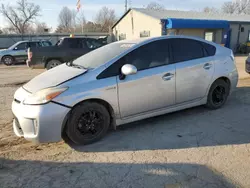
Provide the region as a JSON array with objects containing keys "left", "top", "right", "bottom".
[{"left": 12, "top": 100, "right": 70, "bottom": 143}]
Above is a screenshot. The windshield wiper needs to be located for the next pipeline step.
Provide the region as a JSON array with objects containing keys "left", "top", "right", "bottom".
[
  {"left": 66, "top": 61, "right": 87, "bottom": 70},
  {"left": 66, "top": 61, "right": 73, "bottom": 67}
]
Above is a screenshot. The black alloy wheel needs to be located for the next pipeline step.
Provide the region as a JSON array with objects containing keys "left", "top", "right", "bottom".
[
  {"left": 211, "top": 86, "right": 226, "bottom": 106},
  {"left": 206, "top": 79, "right": 230, "bottom": 109},
  {"left": 66, "top": 102, "right": 110, "bottom": 145},
  {"left": 77, "top": 110, "right": 104, "bottom": 140}
]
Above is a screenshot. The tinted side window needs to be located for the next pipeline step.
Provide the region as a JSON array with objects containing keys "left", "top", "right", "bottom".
[
  {"left": 29, "top": 42, "right": 38, "bottom": 48},
  {"left": 67, "top": 38, "right": 81, "bottom": 48},
  {"left": 15, "top": 43, "right": 26, "bottom": 50},
  {"left": 97, "top": 59, "right": 124, "bottom": 79},
  {"left": 125, "top": 40, "right": 170, "bottom": 71},
  {"left": 41, "top": 41, "right": 52, "bottom": 47},
  {"left": 202, "top": 42, "right": 216, "bottom": 56},
  {"left": 97, "top": 40, "right": 171, "bottom": 79},
  {"left": 171, "top": 39, "right": 204, "bottom": 63},
  {"left": 86, "top": 39, "right": 102, "bottom": 49}
]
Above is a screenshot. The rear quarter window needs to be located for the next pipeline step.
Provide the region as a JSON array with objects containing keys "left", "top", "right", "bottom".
[{"left": 202, "top": 42, "right": 216, "bottom": 56}]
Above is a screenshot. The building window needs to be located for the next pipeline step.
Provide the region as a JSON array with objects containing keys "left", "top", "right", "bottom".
[
  {"left": 248, "top": 31, "right": 250, "bottom": 41},
  {"left": 119, "top": 34, "right": 126, "bottom": 40},
  {"left": 140, "top": 31, "right": 150, "bottom": 38},
  {"left": 241, "top": 27, "right": 245, "bottom": 32},
  {"left": 205, "top": 32, "right": 214, "bottom": 42}
]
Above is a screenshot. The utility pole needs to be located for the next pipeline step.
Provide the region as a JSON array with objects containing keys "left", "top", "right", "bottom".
[{"left": 125, "top": 0, "right": 128, "bottom": 12}]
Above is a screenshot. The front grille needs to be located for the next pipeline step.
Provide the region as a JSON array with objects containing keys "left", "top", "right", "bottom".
[{"left": 14, "top": 98, "right": 21, "bottom": 104}]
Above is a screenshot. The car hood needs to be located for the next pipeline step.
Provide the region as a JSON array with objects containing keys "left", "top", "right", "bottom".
[
  {"left": 23, "top": 64, "right": 87, "bottom": 93},
  {"left": 0, "top": 49, "right": 10, "bottom": 54}
]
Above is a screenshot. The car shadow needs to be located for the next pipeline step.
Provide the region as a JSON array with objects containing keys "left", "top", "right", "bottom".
[
  {"left": 0, "top": 158, "right": 241, "bottom": 188},
  {"left": 70, "top": 86, "right": 250, "bottom": 153}
]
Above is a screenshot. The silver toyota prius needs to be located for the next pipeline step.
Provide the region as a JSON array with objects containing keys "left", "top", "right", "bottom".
[{"left": 12, "top": 36, "right": 239, "bottom": 145}]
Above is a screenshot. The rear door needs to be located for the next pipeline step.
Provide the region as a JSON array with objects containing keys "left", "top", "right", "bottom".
[{"left": 170, "top": 38, "right": 215, "bottom": 104}]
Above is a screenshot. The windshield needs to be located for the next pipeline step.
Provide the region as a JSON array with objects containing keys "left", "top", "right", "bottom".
[{"left": 72, "top": 42, "right": 135, "bottom": 69}]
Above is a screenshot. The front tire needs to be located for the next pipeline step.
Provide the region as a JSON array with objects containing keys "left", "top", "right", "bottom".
[
  {"left": 2, "top": 56, "right": 14, "bottom": 66},
  {"left": 46, "top": 60, "right": 61, "bottom": 70},
  {"left": 66, "top": 102, "right": 110, "bottom": 145},
  {"left": 206, "top": 79, "right": 230, "bottom": 109}
]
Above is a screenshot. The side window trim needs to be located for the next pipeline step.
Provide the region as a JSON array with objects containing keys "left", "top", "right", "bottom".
[{"left": 97, "top": 39, "right": 173, "bottom": 79}]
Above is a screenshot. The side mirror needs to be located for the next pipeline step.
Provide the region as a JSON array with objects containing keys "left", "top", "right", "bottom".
[
  {"left": 121, "top": 64, "right": 137, "bottom": 76},
  {"left": 13, "top": 47, "right": 18, "bottom": 50}
]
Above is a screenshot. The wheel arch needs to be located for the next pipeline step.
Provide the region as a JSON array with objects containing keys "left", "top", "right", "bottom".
[
  {"left": 1, "top": 55, "right": 15, "bottom": 62},
  {"left": 206, "top": 76, "right": 231, "bottom": 97},
  {"left": 61, "top": 98, "right": 116, "bottom": 137},
  {"left": 44, "top": 58, "right": 63, "bottom": 68},
  {"left": 213, "top": 76, "right": 231, "bottom": 90}
]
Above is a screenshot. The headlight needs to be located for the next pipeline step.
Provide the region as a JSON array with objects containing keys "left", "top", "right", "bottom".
[{"left": 23, "top": 87, "right": 68, "bottom": 105}]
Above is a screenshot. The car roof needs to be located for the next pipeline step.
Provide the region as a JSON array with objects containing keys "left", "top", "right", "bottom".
[
  {"left": 15, "top": 40, "right": 50, "bottom": 44},
  {"left": 116, "top": 35, "right": 217, "bottom": 46},
  {"left": 61, "top": 37, "right": 97, "bottom": 39}
]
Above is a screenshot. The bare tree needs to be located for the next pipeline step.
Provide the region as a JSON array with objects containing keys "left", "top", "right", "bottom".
[
  {"left": 222, "top": 0, "right": 250, "bottom": 14},
  {"left": 237, "top": 0, "right": 250, "bottom": 14},
  {"left": 0, "top": 0, "right": 40, "bottom": 35},
  {"left": 95, "top": 6, "right": 117, "bottom": 32},
  {"left": 35, "top": 22, "right": 50, "bottom": 34},
  {"left": 58, "top": 7, "right": 73, "bottom": 32},
  {"left": 146, "top": 2, "right": 165, "bottom": 11},
  {"left": 222, "top": 1, "right": 238, "bottom": 14},
  {"left": 203, "top": 6, "right": 219, "bottom": 13},
  {"left": 71, "top": 10, "right": 77, "bottom": 30},
  {"left": 77, "top": 10, "right": 86, "bottom": 33}
]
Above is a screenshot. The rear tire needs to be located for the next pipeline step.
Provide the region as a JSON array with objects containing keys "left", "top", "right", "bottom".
[
  {"left": 46, "top": 60, "right": 61, "bottom": 70},
  {"left": 2, "top": 56, "right": 14, "bottom": 66},
  {"left": 66, "top": 102, "right": 110, "bottom": 145},
  {"left": 206, "top": 79, "right": 230, "bottom": 109}
]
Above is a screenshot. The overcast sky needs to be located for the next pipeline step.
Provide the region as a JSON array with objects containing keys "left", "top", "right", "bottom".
[{"left": 0, "top": 0, "right": 229, "bottom": 30}]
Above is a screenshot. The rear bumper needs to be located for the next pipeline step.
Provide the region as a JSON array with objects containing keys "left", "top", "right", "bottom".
[
  {"left": 229, "top": 69, "right": 239, "bottom": 94},
  {"left": 12, "top": 100, "right": 70, "bottom": 143},
  {"left": 26, "top": 60, "right": 45, "bottom": 69}
]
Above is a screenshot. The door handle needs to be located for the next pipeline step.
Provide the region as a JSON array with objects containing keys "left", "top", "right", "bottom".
[
  {"left": 162, "top": 73, "right": 174, "bottom": 81},
  {"left": 203, "top": 63, "right": 212, "bottom": 70}
]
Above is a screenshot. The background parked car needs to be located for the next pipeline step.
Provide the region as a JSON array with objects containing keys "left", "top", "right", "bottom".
[
  {"left": 246, "top": 55, "right": 250, "bottom": 74},
  {"left": 27, "top": 37, "right": 104, "bottom": 70},
  {"left": 0, "top": 40, "right": 52, "bottom": 66}
]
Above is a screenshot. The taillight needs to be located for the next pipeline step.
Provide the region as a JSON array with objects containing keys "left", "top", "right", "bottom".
[
  {"left": 27, "top": 48, "right": 33, "bottom": 61},
  {"left": 230, "top": 50, "right": 235, "bottom": 62}
]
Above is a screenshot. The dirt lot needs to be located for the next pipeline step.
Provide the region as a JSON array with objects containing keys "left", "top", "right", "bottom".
[{"left": 1, "top": 57, "right": 250, "bottom": 188}]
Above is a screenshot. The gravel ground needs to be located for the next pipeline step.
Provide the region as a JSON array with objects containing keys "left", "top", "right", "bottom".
[{"left": 1, "top": 58, "right": 250, "bottom": 188}]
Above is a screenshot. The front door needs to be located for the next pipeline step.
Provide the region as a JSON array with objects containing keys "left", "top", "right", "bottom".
[
  {"left": 117, "top": 39, "right": 176, "bottom": 118},
  {"left": 12, "top": 42, "right": 28, "bottom": 62},
  {"left": 170, "top": 38, "right": 215, "bottom": 104}
]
